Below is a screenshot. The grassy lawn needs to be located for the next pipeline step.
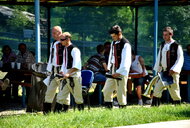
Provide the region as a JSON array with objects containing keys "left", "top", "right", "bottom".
[{"left": 0, "top": 104, "right": 190, "bottom": 128}]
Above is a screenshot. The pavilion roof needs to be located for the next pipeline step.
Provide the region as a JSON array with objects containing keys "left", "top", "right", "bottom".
[{"left": 0, "top": 0, "right": 189, "bottom": 7}]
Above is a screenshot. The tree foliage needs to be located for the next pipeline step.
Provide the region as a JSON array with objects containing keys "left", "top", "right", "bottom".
[
  {"left": 51, "top": 6, "right": 135, "bottom": 43},
  {"left": 0, "top": 5, "right": 190, "bottom": 65},
  {"left": 6, "top": 9, "right": 33, "bottom": 32},
  {"left": 138, "top": 6, "right": 190, "bottom": 65}
]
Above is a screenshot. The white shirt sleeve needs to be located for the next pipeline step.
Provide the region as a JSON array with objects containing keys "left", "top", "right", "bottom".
[
  {"left": 47, "top": 41, "right": 60, "bottom": 72},
  {"left": 153, "top": 47, "right": 162, "bottom": 72},
  {"left": 46, "top": 43, "right": 53, "bottom": 72},
  {"left": 107, "top": 42, "right": 114, "bottom": 71},
  {"left": 71, "top": 47, "right": 81, "bottom": 70},
  {"left": 116, "top": 43, "right": 131, "bottom": 76},
  {"left": 170, "top": 45, "right": 184, "bottom": 73}
]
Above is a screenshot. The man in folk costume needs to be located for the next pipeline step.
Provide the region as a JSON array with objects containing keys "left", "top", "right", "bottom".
[
  {"left": 43, "top": 26, "right": 63, "bottom": 114},
  {"left": 54, "top": 32, "right": 84, "bottom": 112},
  {"left": 103, "top": 25, "right": 131, "bottom": 108},
  {"left": 152, "top": 27, "right": 184, "bottom": 106}
]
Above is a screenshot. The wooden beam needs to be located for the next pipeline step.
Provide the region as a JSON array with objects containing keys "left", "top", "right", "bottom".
[{"left": 0, "top": 0, "right": 189, "bottom": 6}]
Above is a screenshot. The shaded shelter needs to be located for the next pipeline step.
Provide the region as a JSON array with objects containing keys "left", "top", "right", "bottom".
[{"left": 0, "top": 0, "right": 189, "bottom": 64}]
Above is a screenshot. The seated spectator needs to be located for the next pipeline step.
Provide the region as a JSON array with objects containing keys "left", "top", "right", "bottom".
[
  {"left": 182, "top": 44, "right": 190, "bottom": 70},
  {"left": 1, "top": 45, "right": 16, "bottom": 70},
  {"left": 0, "top": 45, "right": 16, "bottom": 100},
  {"left": 14, "top": 43, "right": 35, "bottom": 99},
  {"left": 129, "top": 50, "right": 149, "bottom": 105},
  {"left": 16, "top": 43, "right": 35, "bottom": 69},
  {"left": 180, "top": 44, "right": 190, "bottom": 101},
  {"left": 104, "top": 41, "right": 111, "bottom": 64},
  {"left": 84, "top": 44, "right": 108, "bottom": 82},
  {"left": 4, "top": 43, "right": 35, "bottom": 101},
  {"left": 180, "top": 44, "right": 190, "bottom": 81}
]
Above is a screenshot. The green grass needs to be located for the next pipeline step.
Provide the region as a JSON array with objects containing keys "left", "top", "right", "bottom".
[{"left": 0, "top": 104, "right": 190, "bottom": 128}]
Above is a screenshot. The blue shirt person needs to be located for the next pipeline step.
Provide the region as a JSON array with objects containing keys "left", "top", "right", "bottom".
[{"left": 182, "top": 44, "right": 190, "bottom": 70}]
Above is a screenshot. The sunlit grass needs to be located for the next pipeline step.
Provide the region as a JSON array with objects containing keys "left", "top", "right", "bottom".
[{"left": 0, "top": 104, "right": 190, "bottom": 128}]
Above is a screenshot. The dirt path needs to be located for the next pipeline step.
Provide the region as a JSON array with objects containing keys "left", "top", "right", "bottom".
[{"left": 0, "top": 102, "right": 26, "bottom": 117}]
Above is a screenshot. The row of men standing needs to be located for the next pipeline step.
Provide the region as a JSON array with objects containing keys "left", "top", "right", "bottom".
[
  {"left": 84, "top": 25, "right": 184, "bottom": 108},
  {"left": 105, "top": 26, "right": 184, "bottom": 107},
  {"left": 43, "top": 25, "right": 132, "bottom": 113},
  {"left": 43, "top": 25, "right": 183, "bottom": 113},
  {"left": 43, "top": 27, "right": 83, "bottom": 113}
]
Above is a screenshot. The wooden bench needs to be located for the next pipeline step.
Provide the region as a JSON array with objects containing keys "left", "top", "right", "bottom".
[
  {"left": 10, "top": 69, "right": 33, "bottom": 107},
  {"left": 11, "top": 81, "right": 32, "bottom": 87},
  {"left": 92, "top": 81, "right": 105, "bottom": 105}
]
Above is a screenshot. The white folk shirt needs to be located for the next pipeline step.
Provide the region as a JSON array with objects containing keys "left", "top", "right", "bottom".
[
  {"left": 107, "top": 41, "right": 131, "bottom": 76},
  {"left": 47, "top": 41, "right": 61, "bottom": 72},
  {"left": 131, "top": 55, "right": 148, "bottom": 75},
  {"left": 154, "top": 40, "right": 184, "bottom": 73},
  {"left": 60, "top": 45, "right": 81, "bottom": 77}
]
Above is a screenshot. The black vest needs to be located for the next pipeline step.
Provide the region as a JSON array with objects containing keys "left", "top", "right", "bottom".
[
  {"left": 64, "top": 44, "right": 76, "bottom": 69},
  {"left": 113, "top": 37, "right": 130, "bottom": 69},
  {"left": 50, "top": 40, "right": 64, "bottom": 65},
  {"left": 160, "top": 41, "right": 179, "bottom": 71},
  {"left": 50, "top": 40, "right": 57, "bottom": 63},
  {"left": 57, "top": 43, "right": 64, "bottom": 65}
]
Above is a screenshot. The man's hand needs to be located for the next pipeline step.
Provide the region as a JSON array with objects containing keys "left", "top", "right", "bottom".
[
  {"left": 112, "top": 73, "right": 121, "bottom": 78},
  {"left": 59, "top": 72, "right": 64, "bottom": 75},
  {"left": 142, "top": 72, "right": 146, "bottom": 77},
  {"left": 169, "top": 70, "right": 176, "bottom": 76},
  {"left": 63, "top": 73, "right": 70, "bottom": 79}
]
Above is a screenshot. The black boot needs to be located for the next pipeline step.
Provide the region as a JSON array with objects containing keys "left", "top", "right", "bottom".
[
  {"left": 77, "top": 104, "right": 84, "bottom": 111},
  {"left": 43, "top": 103, "right": 52, "bottom": 114},
  {"left": 63, "top": 104, "right": 69, "bottom": 112},
  {"left": 54, "top": 103, "right": 63, "bottom": 113},
  {"left": 173, "top": 100, "right": 181, "bottom": 105},
  {"left": 151, "top": 97, "right": 160, "bottom": 107},
  {"left": 119, "top": 105, "right": 126, "bottom": 108},
  {"left": 104, "top": 102, "right": 113, "bottom": 109}
]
